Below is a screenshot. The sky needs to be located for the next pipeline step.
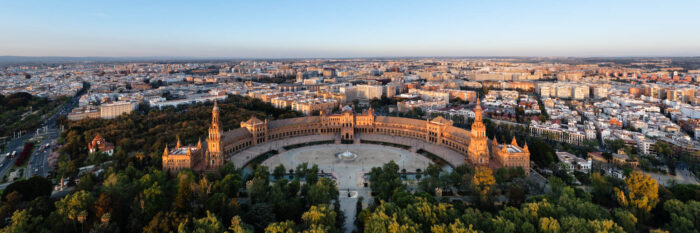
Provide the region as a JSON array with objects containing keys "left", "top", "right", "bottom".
[{"left": 1, "top": 0, "right": 699, "bottom": 58}]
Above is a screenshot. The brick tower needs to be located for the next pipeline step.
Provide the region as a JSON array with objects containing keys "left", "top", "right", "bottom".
[
  {"left": 206, "top": 101, "right": 224, "bottom": 170},
  {"left": 468, "top": 99, "right": 489, "bottom": 166}
]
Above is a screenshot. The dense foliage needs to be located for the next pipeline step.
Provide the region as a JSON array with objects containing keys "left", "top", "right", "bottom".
[
  {"left": 0, "top": 157, "right": 345, "bottom": 232},
  {"left": 360, "top": 160, "right": 699, "bottom": 233},
  {"left": 55, "top": 95, "right": 302, "bottom": 178},
  {"left": 0, "top": 92, "right": 68, "bottom": 137},
  {"left": 1, "top": 176, "right": 52, "bottom": 202}
]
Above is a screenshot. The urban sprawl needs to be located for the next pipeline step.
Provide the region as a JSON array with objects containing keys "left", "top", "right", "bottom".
[{"left": 3, "top": 58, "right": 700, "bottom": 182}]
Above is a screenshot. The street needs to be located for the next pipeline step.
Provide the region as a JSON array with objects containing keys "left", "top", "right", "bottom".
[
  {"left": 0, "top": 134, "right": 32, "bottom": 187},
  {"left": 0, "top": 92, "right": 81, "bottom": 189}
]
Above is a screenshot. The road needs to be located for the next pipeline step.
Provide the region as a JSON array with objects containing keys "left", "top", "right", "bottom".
[
  {"left": 24, "top": 128, "right": 59, "bottom": 179},
  {"left": 0, "top": 134, "right": 32, "bottom": 185},
  {"left": 0, "top": 92, "right": 81, "bottom": 189}
]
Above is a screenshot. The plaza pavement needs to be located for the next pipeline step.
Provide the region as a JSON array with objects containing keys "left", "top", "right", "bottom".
[
  {"left": 229, "top": 133, "right": 468, "bottom": 169},
  {"left": 228, "top": 133, "right": 470, "bottom": 233}
]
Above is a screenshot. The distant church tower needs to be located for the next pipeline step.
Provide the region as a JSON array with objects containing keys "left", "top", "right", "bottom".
[
  {"left": 206, "top": 101, "right": 224, "bottom": 170},
  {"left": 468, "top": 99, "right": 489, "bottom": 166}
]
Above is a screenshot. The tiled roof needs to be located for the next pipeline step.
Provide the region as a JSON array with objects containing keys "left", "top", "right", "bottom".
[
  {"left": 267, "top": 116, "right": 321, "bottom": 129},
  {"left": 376, "top": 116, "right": 425, "bottom": 128},
  {"left": 224, "top": 128, "right": 251, "bottom": 141}
]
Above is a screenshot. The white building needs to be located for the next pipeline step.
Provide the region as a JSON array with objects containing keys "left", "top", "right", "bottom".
[{"left": 556, "top": 152, "right": 592, "bottom": 173}]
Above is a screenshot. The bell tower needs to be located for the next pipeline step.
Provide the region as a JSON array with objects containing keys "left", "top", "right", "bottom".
[
  {"left": 468, "top": 99, "right": 489, "bottom": 166},
  {"left": 206, "top": 101, "right": 224, "bottom": 170}
]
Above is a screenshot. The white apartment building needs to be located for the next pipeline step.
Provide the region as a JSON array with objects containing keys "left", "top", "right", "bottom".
[
  {"left": 100, "top": 101, "right": 137, "bottom": 119},
  {"left": 593, "top": 86, "right": 609, "bottom": 99},
  {"left": 573, "top": 85, "right": 589, "bottom": 100},
  {"left": 355, "top": 84, "right": 384, "bottom": 100},
  {"left": 638, "top": 139, "right": 656, "bottom": 156},
  {"left": 556, "top": 85, "right": 572, "bottom": 99},
  {"left": 530, "top": 122, "right": 587, "bottom": 145}
]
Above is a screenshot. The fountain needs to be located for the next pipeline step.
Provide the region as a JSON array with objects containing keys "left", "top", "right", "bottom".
[{"left": 336, "top": 150, "right": 358, "bottom": 161}]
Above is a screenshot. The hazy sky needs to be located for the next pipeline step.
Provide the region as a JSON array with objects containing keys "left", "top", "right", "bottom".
[{"left": 1, "top": 0, "right": 699, "bottom": 58}]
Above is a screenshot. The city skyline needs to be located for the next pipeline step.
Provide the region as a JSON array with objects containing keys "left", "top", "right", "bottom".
[
  {"left": 2, "top": 0, "right": 700, "bottom": 58},
  {"left": 1, "top": 0, "right": 700, "bottom": 231}
]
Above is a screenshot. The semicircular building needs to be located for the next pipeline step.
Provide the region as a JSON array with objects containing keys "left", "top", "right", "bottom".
[{"left": 162, "top": 101, "right": 529, "bottom": 175}]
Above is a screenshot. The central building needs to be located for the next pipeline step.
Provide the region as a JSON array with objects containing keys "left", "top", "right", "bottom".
[{"left": 162, "top": 101, "right": 530, "bottom": 174}]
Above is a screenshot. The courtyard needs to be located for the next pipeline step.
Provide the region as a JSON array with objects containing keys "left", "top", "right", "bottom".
[{"left": 261, "top": 143, "right": 433, "bottom": 233}]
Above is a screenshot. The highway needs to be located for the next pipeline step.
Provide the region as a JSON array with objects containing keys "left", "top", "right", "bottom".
[
  {"left": 24, "top": 128, "right": 58, "bottom": 179},
  {"left": 0, "top": 134, "right": 32, "bottom": 186},
  {"left": 0, "top": 93, "right": 81, "bottom": 189}
]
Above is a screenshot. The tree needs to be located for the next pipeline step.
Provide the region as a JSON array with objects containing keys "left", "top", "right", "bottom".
[
  {"left": 273, "top": 164, "right": 286, "bottom": 180},
  {"left": 472, "top": 167, "right": 495, "bottom": 201},
  {"left": 605, "top": 139, "right": 625, "bottom": 152},
  {"left": 56, "top": 190, "right": 94, "bottom": 233},
  {"left": 668, "top": 184, "right": 700, "bottom": 202},
  {"left": 219, "top": 173, "right": 242, "bottom": 197},
  {"left": 56, "top": 190, "right": 94, "bottom": 222},
  {"left": 507, "top": 184, "right": 527, "bottom": 207},
  {"left": 613, "top": 209, "right": 637, "bottom": 233},
  {"left": 663, "top": 199, "right": 699, "bottom": 233},
  {"left": 44, "top": 210, "right": 73, "bottom": 233},
  {"left": 364, "top": 204, "right": 420, "bottom": 233},
  {"left": 494, "top": 167, "right": 524, "bottom": 183},
  {"left": 77, "top": 173, "right": 96, "bottom": 191},
  {"left": 591, "top": 172, "right": 615, "bottom": 207},
  {"left": 602, "top": 152, "right": 613, "bottom": 162},
  {"left": 528, "top": 139, "right": 556, "bottom": 167},
  {"left": 228, "top": 216, "right": 253, "bottom": 233},
  {"left": 244, "top": 203, "right": 276, "bottom": 232},
  {"left": 184, "top": 211, "right": 225, "bottom": 233},
  {"left": 521, "top": 222, "right": 536, "bottom": 233},
  {"left": 587, "top": 219, "right": 625, "bottom": 233},
  {"left": 101, "top": 172, "right": 131, "bottom": 205},
  {"left": 2, "top": 176, "right": 52, "bottom": 201},
  {"left": 265, "top": 221, "right": 295, "bottom": 233},
  {"left": 301, "top": 205, "right": 337, "bottom": 233},
  {"left": 246, "top": 176, "right": 269, "bottom": 203},
  {"left": 369, "top": 161, "right": 404, "bottom": 201},
  {"left": 219, "top": 162, "right": 237, "bottom": 175},
  {"left": 617, "top": 171, "right": 659, "bottom": 219},
  {"left": 0, "top": 209, "right": 32, "bottom": 233},
  {"left": 431, "top": 219, "right": 478, "bottom": 233},
  {"left": 89, "top": 217, "right": 120, "bottom": 233},
  {"left": 307, "top": 178, "right": 339, "bottom": 206},
  {"left": 539, "top": 217, "right": 560, "bottom": 233},
  {"left": 174, "top": 172, "right": 194, "bottom": 211},
  {"left": 0, "top": 191, "right": 23, "bottom": 220},
  {"left": 655, "top": 141, "right": 674, "bottom": 158},
  {"left": 447, "top": 219, "right": 478, "bottom": 233},
  {"left": 25, "top": 196, "right": 54, "bottom": 219},
  {"left": 140, "top": 182, "right": 168, "bottom": 218},
  {"left": 94, "top": 193, "right": 114, "bottom": 221},
  {"left": 143, "top": 211, "right": 188, "bottom": 233}
]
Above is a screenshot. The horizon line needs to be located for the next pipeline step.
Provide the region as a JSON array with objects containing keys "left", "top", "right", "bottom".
[{"left": 2, "top": 55, "right": 700, "bottom": 60}]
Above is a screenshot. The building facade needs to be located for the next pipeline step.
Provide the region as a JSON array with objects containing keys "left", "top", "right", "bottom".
[
  {"left": 88, "top": 134, "right": 114, "bottom": 156},
  {"left": 100, "top": 101, "right": 137, "bottom": 119},
  {"left": 467, "top": 99, "right": 490, "bottom": 166},
  {"left": 163, "top": 100, "right": 530, "bottom": 174},
  {"left": 491, "top": 137, "right": 530, "bottom": 174},
  {"left": 162, "top": 137, "right": 204, "bottom": 174}
]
